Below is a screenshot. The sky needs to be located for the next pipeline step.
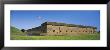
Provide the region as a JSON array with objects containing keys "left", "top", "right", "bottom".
[{"left": 11, "top": 10, "right": 100, "bottom": 31}]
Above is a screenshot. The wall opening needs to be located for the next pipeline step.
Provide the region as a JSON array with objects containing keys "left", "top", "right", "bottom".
[
  {"left": 66, "top": 30, "right": 68, "bottom": 32},
  {"left": 53, "top": 30, "right": 55, "bottom": 32},
  {"left": 60, "top": 30, "right": 61, "bottom": 32}
]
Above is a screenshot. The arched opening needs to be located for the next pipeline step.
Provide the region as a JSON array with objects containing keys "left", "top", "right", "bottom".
[
  {"left": 53, "top": 30, "right": 55, "bottom": 32},
  {"left": 66, "top": 30, "right": 68, "bottom": 32},
  {"left": 60, "top": 30, "right": 61, "bottom": 32}
]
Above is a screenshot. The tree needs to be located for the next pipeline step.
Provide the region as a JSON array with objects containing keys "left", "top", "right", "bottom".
[
  {"left": 98, "top": 30, "right": 100, "bottom": 33},
  {"left": 21, "top": 29, "right": 25, "bottom": 32}
]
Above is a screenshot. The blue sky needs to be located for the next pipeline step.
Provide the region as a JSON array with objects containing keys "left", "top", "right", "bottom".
[{"left": 11, "top": 10, "right": 100, "bottom": 31}]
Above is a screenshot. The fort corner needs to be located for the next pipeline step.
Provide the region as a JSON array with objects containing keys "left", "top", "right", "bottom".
[{"left": 27, "top": 22, "right": 97, "bottom": 36}]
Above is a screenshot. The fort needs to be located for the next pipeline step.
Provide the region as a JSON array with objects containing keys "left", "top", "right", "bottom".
[{"left": 26, "top": 22, "right": 97, "bottom": 36}]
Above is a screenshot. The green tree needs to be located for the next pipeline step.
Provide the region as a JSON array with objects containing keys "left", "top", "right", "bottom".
[{"left": 21, "top": 29, "right": 25, "bottom": 32}]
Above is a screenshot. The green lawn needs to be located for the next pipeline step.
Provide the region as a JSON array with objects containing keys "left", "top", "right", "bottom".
[{"left": 11, "top": 34, "right": 100, "bottom": 40}]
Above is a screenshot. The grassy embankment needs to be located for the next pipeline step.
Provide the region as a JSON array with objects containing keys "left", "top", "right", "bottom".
[{"left": 11, "top": 34, "right": 100, "bottom": 40}]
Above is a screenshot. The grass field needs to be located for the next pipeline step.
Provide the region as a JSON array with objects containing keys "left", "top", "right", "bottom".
[{"left": 11, "top": 33, "right": 100, "bottom": 40}]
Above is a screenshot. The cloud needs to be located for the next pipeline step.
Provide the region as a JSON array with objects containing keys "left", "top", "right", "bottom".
[
  {"left": 37, "top": 16, "right": 42, "bottom": 20},
  {"left": 36, "top": 16, "right": 48, "bottom": 22}
]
